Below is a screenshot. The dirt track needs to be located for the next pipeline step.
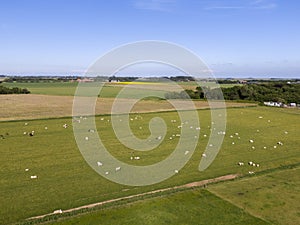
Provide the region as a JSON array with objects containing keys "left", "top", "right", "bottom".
[{"left": 27, "top": 174, "right": 239, "bottom": 221}]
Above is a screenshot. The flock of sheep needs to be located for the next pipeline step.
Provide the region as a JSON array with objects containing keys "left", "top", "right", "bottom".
[{"left": 19, "top": 113, "right": 287, "bottom": 180}]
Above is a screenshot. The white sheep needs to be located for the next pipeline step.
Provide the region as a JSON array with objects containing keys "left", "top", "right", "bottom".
[
  {"left": 249, "top": 139, "right": 254, "bottom": 143},
  {"left": 184, "top": 150, "right": 189, "bottom": 155},
  {"left": 202, "top": 153, "right": 207, "bottom": 158},
  {"left": 30, "top": 175, "right": 37, "bottom": 179},
  {"left": 115, "top": 166, "right": 121, "bottom": 172},
  {"left": 53, "top": 209, "right": 63, "bottom": 214},
  {"left": 97, "top": 161, "right": 103, "bottom": 166}
]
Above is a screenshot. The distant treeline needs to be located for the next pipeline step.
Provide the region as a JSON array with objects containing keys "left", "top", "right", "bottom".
[
  {"left": 3, "top": 76, "right": 81, "bottom": 83},
  {"left": 0, "top": 85, "right": 30, "bottom": 94},
  {"left": 165, "top": 82, "right": 300, "bottom": 104}
]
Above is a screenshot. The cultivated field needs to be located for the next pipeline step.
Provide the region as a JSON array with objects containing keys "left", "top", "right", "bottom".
[
  {"left": 0, "top": 106, "right": 299, "bottom": 224},
  {"left": 2, "top": 81, "right": 242, "bottom": 96},
  {"left": 0, "top": 94, "right": 256, "bottom": 121}
]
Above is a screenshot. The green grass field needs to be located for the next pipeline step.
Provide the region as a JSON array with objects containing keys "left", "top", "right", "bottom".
[
  {"left": 50, "top": 189, "right": 269, "bottom": 225},
  {"left": 0, "top": 106, "right": 299, "bottom": 224},
  {"left": 209, "top": 167, "right": 300, "bottom": 225},
  {"left": 2, "top": 81, "right": 242, "bottom": 97}
]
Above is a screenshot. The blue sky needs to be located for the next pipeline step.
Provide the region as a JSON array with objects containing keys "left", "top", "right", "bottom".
[{"left": 0, "top": 0, "right": 299, "bottom": 78}]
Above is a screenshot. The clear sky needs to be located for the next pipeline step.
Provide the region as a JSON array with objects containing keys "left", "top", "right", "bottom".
[{"left": 0, "top": 0, "right": 299, "bottom": 78}]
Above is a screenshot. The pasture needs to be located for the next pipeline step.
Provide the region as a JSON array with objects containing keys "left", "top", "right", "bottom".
[
  {"left": 0, "top": 106, "right": 299, "bottom": 224},
  {"left": 209, "top": 166, "right": 300, "bottom": 225},
  {"left": 50, "top": 189, "right": 269, "bottom": 225},
  {"left": 2, "top": 81, "right": 242, "bottom": 97}
]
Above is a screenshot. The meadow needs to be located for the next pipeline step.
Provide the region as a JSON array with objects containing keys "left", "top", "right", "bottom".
[
  {"left": 2, "top": 81, "right": 242, "bottom": 97},
  {"left": 0, "top": 106, "right": 299, "bottom": 224}
]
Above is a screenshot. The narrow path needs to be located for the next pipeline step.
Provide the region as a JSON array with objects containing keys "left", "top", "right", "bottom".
[{"left": 27, "top": 174, "right": 239, "bottom": 221}]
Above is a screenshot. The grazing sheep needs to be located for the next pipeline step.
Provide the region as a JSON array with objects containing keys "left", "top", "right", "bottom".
[
  {"left": 97, "top": 161, "right": 103, "bottom": 166},
  {"left": 25, "top": 168, "right": 29, "bottom": 172},
  {"left": 203, "top": 134, "right": 207, "bottom": 137},
  {"left": 256, "top": 164, "right": 260, "bottom": 167},
  {"left": 232, "top": 142, "right": 235, "bottom": 145},
  {"left": 105, "top": 171, "right": 109, "bottom": 175},
  {"left": 248, "top": 161, "right": 253, "bottom": 166},
  {"left": 30, "top": 175, "right": 37, "bottom": 179},
  {"left": 134, "top": 156, "right": 140, "bottom": 160},
  {"left": 174, "top": 170, "right": 179, "bottom": 173},
  {"left": 29, "top": 131, "right": 35, "bottom": 136},
  {"left": 238, "top": 162, "right": 244, "bottom": 166},
  {"left": 251, "top": 146, "right": 255, "bottom": 149},
  {"left": 235, "top": 133, "right": 239, "bottom": 136},
  {"left": 248, "top": 171, "right": 255, "bottom": 174},
  {"left": 249, "top": 139, "right": 254, "bottom": 143},
  {"left": 115, "top": 166, "right": 121, "bottom": 172},
  {"left": 202, "top": 153, "right": 207, "bottom": 158},
  {"left": 88, "top": 129, "right": 95, "bottom": 133},
  {"left": 53, "top": 209, "right": 63, "bottom": 214},
  {"left": 85, "top": 137, "right": 89, "bottom": 141},
  {"left": 184, "top": 150, "right": 189, "bottom": 155},
  {"left": 63, "top": 124, "right": 67, "bottom": 128}
]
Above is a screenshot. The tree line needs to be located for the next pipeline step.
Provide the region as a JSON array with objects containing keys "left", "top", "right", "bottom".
[
  {"left": 0, "top": 85, "right": 30, "bottom": 94},
  {"left": 165, "top": 82, "right": 300, "bottom": 104}
]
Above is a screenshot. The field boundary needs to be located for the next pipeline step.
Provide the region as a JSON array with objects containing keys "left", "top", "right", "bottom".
[{"left": 25, "top": 174, "right": 239, "bottom": 223}]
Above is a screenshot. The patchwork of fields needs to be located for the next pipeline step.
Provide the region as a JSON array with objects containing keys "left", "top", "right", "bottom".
[{"left": 0, "top": 82, "right": 299, "bottom": 224}]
